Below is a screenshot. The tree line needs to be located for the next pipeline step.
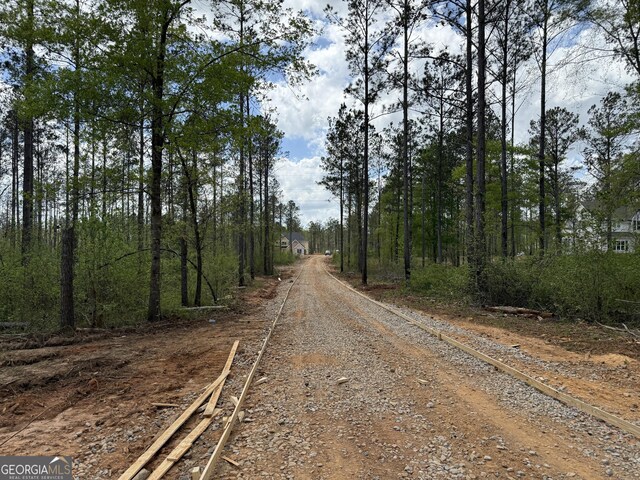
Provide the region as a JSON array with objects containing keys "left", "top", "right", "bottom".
[
  {"left": 0, "top": 0, "right": 313, "bottom": 330},
  {"left": 320, "top": 0, "right": 640, "bottom": 298}
]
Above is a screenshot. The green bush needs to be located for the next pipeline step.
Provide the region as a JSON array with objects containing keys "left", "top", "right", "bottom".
[
  {"left": 0, "top": 240, "right": 59, "bottom": 329},
  {"left": 409, "top": 262, "right": 470, "bottom": 302},
  {"left": 274, "top": 250, "right": 296, "bottom": 265},
  {"left": 483, "top": 252, "right": 640, "bottom": 323}
]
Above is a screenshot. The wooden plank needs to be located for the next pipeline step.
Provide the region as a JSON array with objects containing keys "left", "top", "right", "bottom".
[
  {"left": 222, "top": 456, "right": 240, "bottom": 467},
  {"left": 326, "top": 269, "right": 640, "bottom": 440},
  {"left": 199, "top": 265, "right": 304, "bottom": 480},
  {"left": 190, "top": 467, "right": 201, "bottom": 480},
  {"left": 203, "top": 340, "right": 239, "bottom": 417},
  {"left": 118, "top": 370, "right": 229, "bottom": 480},
  {"left": 166, "top": 416, "right": 216, "bottom": 461},
  {"left": 151, "top": 403, "right": 179, "bottom": 408},
  {"left": 147, "top": 409, "right": 222, "bottom": 480}
]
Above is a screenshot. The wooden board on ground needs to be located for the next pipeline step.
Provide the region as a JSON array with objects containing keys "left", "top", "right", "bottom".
[
  {"left": 326, "top": 269, "right": 640, "bottom": 440},
  {"left": 222, "top": 456, "right": 240, "bottom": 467},
  {"left": 203, "top": 340, "right": 239, "bottom": 417},
  {"left": 198, "top": 266, "right": 304, "bottom": 480},
  {"left": 147, "top": 409, "right": 222, "bottom": 480},
  {"left": 117, "top": 369, "right": 229, "bottom": 480}
]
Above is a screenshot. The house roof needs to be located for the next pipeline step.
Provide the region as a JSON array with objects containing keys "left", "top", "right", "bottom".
[
  {"left": 282, "top": 232, "right": 306, "bottom": 243},
  {"left": 581, "top": 201, "right": 639, "bottom": 221}
]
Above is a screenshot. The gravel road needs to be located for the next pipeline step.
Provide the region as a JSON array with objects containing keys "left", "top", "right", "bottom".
[{"left": 195, "top": 256, "right": 639, "bottom": 480}]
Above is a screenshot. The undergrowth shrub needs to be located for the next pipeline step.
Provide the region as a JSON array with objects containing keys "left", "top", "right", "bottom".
[
  {"left": 483, "top": 252, "right": 640, "bottom": 324},
  {"left": 409, "top": 263, "right": 470, "bottom": 302},
  {"left": 0, "top": 240, "right": 59, "bottom": 330}
]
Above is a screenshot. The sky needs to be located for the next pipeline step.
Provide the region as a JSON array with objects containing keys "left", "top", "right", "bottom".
[{"left": 267, "top": 1, "right": 633, "bottom": 227}]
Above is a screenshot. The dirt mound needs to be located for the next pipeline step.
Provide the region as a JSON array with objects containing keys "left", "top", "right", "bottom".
[{"left": 592, "top": 353, "right": 636, "bottom": 366}]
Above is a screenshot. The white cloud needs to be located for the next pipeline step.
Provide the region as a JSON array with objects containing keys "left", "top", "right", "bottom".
[
  {"left": 263, "top": 1, "right": 633, "bottom": 224},
  {"left": 264, "top": 22, "right": 351, "bottom": 150},
  {"left": 273, "top": 156, "right": 339, "bottom": 226},
  {"left": 283, "top": 0, "right": 348, "bottom": 19}
]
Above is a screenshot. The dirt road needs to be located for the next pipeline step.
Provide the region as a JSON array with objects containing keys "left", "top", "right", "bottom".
[
  {"left": 205, "top": 256, "right": 638, "bottom": 480},
  {"left": 1, "top": 257, "right": 638, "bottom": 479}
]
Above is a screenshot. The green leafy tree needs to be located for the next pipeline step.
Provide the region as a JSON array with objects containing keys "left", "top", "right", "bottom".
[
  {"left": 327, "top": 0, "right": 393, "bottom": 285},
  {"left": 580, "top": 92, "right": 635, "bottom": 249},
  {"left": 529, "top": 107, "right": 580, "bottom": 249}
]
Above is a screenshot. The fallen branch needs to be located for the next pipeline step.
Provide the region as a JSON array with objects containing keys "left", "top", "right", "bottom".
[
  {"left": 622, "top": 324, "right": 640, "bottom": 338},
  {"left": 0, "top": 322, "right": 28, "bottom": 330},
  {"left": 0, "top": 404, "right": 52, "bottom": 448},
  {"left": 485, "top": 306, "right": 553, "bottom": 318},
  {"left": 596, "top": 321, "right": 640, "bottom": 339},
  {"left": 181, "top": 306, "right": 228, "bottom": 311},
  {"left": 615, "top": 298, "right": 640, "bottom": 305}
]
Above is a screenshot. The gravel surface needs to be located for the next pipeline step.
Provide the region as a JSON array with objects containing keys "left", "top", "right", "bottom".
[{"left": 181, "top": 257, "right": 639, "bottom": 480}]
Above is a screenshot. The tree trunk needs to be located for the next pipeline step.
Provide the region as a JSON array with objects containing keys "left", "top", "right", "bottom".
[
  {"left": 101, "top": 139, "right": 107, "bottom": 219},
  {"left": 11, "top": 111, "right": 18, "bottom": 248},
  {"left": 500, "top": 2, "right": 510, "bottom": 258},
  {"left": 421, "top": 172, "right": 426, "bottom": 268},
  {"left": 60, "top": 15, "right": 81, "bottom": 331},
  {"left": 263, "top": 155, "right": 270, "bottom": 275},
  {"left": 137, "top": 110, "right": 145, "bottom": 257},
  {"left": 436, "top": 97, "right": 444, "bottom": 264},
  {"left": 147, "top": 12, "right": 170, "bottom": 322},
  {"left": 510, "top": 61, "right": 517, "bottom": 258},
  {"left": 539, "top": 13, "right": 548, "bottom": 255},
  {"left": 238, "top": 94, "right": 246, "bottom": 286},
  {"left": 248, "top": 101, "right": 255, "bottom": 281},
  {"left": 362, "top": 9, "right": 370, "bottom": 286},
  {"left": 36, "top": 130, "right": 42, "bottom": 245},
  {"left": 340, "top": 152, "right": 344, "bottom": 272},
  {"left": 465, "top": 0, "right": 474, "bottom": 267},
  {"left": 180, "top": 169, "right": 188, "bottom": 308},
  {"left": 402, "top": 0, "right": 410, "bottom": 282},
  {"left": 554, "top": 161, "right": 561, "bottom": 249},
  {"left": 237, "top": 7, "right": 247, "bottom": 287},
  {"left": 475, "top": 0, "right": 487, "bottom": 292},
  {"left": 22, "top": 0, "right": 35, "bottom": 266},
  {"left": 347, "top": 193, "right": 352, "bottom": 268},
  {"left": 187, "top": 152, "right": 202, "bottom": 306}
]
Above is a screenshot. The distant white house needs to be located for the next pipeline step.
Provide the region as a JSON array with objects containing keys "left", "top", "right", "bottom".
[
  {"left": 279, "top": 232, "right": 309, "bottom": 256},
  {"left": 564, "top": 202, "right": 639, "bottom": 253},
  {"left": 611, "top": 207, "right": 640, "bottom": 252}
]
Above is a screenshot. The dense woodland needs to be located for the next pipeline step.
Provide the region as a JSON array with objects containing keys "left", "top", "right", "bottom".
[
  {"left": 0, "top": 0, "right": 639, "bottom": 332},
  {"left": 0, "top": 0, "right": 312, "bottom": 329},
  {"left": 319, "top": 0, "right": 640, "bottom": 322}
]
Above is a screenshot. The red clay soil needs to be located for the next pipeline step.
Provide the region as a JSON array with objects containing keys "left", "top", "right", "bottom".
[{"left": 0, "top": 274, "right": 284, "bottom": 475}]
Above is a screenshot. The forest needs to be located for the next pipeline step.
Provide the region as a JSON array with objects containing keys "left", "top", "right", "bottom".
[
  {"left": 0, "top": 0, "right": 313, "bottom": 330},
  {"left": 319, "top": 0, "right": 640, "bottom": 324},
  {"left": 0, "top": 0, "right": 639, "bottom": 333}
]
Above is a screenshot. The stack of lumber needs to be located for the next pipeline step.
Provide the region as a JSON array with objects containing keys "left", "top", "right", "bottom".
[{"left": 118, "top": 340, "right": 239, "bottom": 480}]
